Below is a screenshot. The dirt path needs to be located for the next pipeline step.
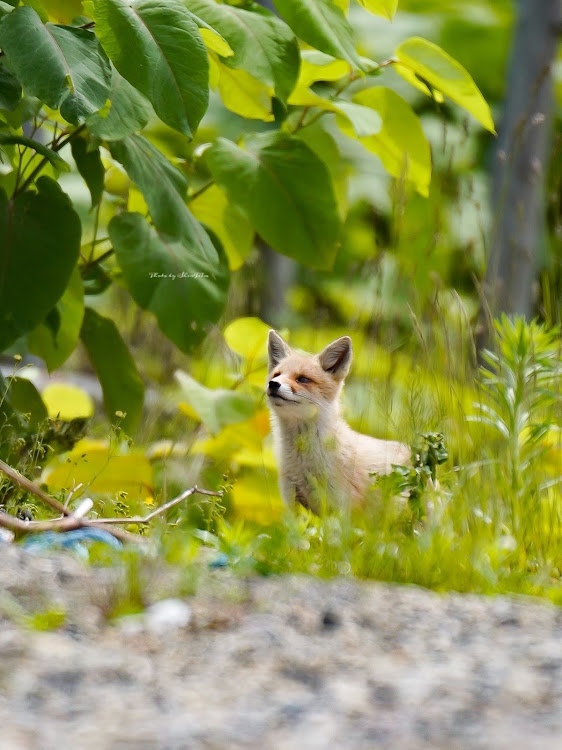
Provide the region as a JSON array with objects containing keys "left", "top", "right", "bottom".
[{"left": 1, "top": 544, "right": 560, "bottom": 750}]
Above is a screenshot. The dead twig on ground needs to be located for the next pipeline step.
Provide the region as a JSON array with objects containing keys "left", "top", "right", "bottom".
[{"left": 0, "top": 458, "right": 223, "bottom": 544}]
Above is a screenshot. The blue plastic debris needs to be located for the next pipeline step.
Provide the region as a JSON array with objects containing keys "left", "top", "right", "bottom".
[{"left": 22, "top": 528, "right": 122, "bottom": 559}]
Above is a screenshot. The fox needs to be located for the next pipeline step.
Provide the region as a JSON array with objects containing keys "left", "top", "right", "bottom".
[{"left": 266, "top": 330, "right": 411, "bottom": 512}]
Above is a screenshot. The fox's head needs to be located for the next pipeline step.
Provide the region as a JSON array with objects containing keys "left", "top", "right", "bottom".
[{"left": 266, "top": 331, "right": 352, "bottom": 420}]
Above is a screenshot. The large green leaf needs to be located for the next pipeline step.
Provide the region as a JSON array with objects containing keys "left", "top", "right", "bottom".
[
  {"left": 175, "top": 370, "right": 255, "bottom": 435},
  {"left": 0, "top": 177, "right": 81, "bottom": 352},
  {"left": 86, "top": 66, "right": 151, "bottom": 141},
  {"left": 94, "top": 0, "right": 209, "bottom": 138},
  {"left": 80, "top": 306, "right": 144, "bottom": 434},
  {"left": 0, "top": 133, "right": 69, "bottom": 171},
  {"left": 109, "top": 211, "right": 229, "bottom": 353},
  {"left": 345, "top": 87, "right": 432, "bottom": 197},
  {"left": 205, "top": 132, "right": 341, "bottom": 269},
  {"left": 71, "top": 136, "right": 105, "bottom": 207},
  {"left": 0, "top": 59, "right": 22, "bottom": 111},
  {"left": 273, "top": 0, "right": 362, "bottom": 69},
  {"left": 395, "top": 37, "right": 495, "bottom": 133},
  {"left": 0, "top": 6, "right": 112, "bottom": 124},
  {"left": 2, "top": 376, "right": 48, "bottom": 430},
  {"left": 27, "top": 266, "right": 85, "bottom": 372},
  {"left": 186, "top": 0, "right": 299, "bottom": 104},
  {"left": 109, "top": 134, "right": 217, "bottom": 264}
]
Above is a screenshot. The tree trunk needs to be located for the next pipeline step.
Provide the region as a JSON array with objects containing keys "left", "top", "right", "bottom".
[{"left": 483, "top": 0, "right": 560, "bottom": 325}]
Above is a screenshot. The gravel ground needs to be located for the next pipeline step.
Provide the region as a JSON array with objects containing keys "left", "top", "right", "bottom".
[{"left": 0, "top": 543, "right": 561, "bottom": 750}]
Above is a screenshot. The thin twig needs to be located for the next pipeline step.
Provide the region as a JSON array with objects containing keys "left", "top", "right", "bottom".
[
  {"left": 0, "top": 458, "right": 71, "bottom": 516},
  {"left": 93, "top": 486, "right": 224, "bottom": 525}
]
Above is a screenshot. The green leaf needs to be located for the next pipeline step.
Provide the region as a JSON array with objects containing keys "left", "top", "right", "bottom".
[
  {"left": 109, "top": 211, "right": 229, "bottom": 353},
  {"left": 395, "top": 37, "right": 496, "bottom": 133},
  {"left": 86, "top": 66, "right": 151, "bottom": 141},
  {"left": 190, "top": 183, "right": 254, "bottom": 271},
  {"left": 175, "top": 370, "right": 255, "bottom": 435},
  {"left": 109, "top": 134, "right": 217, "bottom": 264},
  {"left": 186, "top": 0, "right": 299, "bottom": 104},
  {"left": 80, "top": 306, "right": 144, "bottom": 433},
  {"left": 295, "top": 121, "right": 348, "bottom": 219},
  {"left": 0, "top": 59, "right": 22, "bottom": 111},
  {"left": 71, "top": 136, "right": 104, "bottom": 207},
  {"left": 273, "top": 0, "right": 362, "bottom": 69},
  {"left": 0, "top": 133, "right": 69, "bottom": 171},
  {"left": 0, "top": 7, "right": 112, "bottom": 124},
  {"left": 0, "top": 177, "right": 81, "bottom": 352},
  {"left": 0, "top": 2, "right": 15, "bottom": 22},
  {"left": 357, "top": 0, "right": 397, "bottom": 21},
  {"left": 27, "top": 266, "right": 85, "bottom": 372},
  {"left": 205, "top": 132, "right": 341, "bottom": 269},
  {"left": 94, "top": 0, "right": 208, "bottom": 138},
  {"left": 3, "top": 376, "right": 48, "bottom": 429},
  {"left": 347, "top": 87, "right": 432, "bottom": 197}
]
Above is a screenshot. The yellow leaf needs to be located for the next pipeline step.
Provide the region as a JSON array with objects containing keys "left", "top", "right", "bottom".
[
  {"left": 128, "top": 185, "right": 148, "bottom": 214},
  {"left": 357, "top": 0, "right": 398, "bottom": 21},
  {"left": 42, "top": 0, "right": 84, "bottom": 24},
  {"left": 198, "top": 27, "right": 234, "bottom": 58},
  {"left": 231, "top": 473, "right": 284, "bottom": 524},
  {"left": 298, "top": 50, "right": 351, "bottom": 90},
  {"left": 213, "top": 56, "right": 274, "bottom": 122},
  {"left": 223, "top": 317, "right": 271, "bottom": 362},
  {"left": 43, "top": 439, "right": 154, "bottom": 500},
  {"left": 190, "top": 184, "right": 254, "bottom": 271},
  {"left": 178, "top": 401, "right": 201, "bottom": 422},
  {"left": 41, "top": 383, "right": 94, "bottom": 420},
  {"left": 395, "top": 37, "right": 495, "bottom": 133},
  {"left": 394, "top": 62, "right": 444, "bottom": 103},
  {"left": 351, "top": 87, "right": 432, "bottom": 196}
]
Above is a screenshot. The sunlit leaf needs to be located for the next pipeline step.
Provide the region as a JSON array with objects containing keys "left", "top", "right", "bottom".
[
  {"left": 223, "top": 317, "right": 271, "bottom": 363},
  {"left": 395, "top": 36, "right": 495, "bottom": 133},
  {"left": 43, "top": 438, "right": 154, "bottom": 499},
  {"left": 186, "top": 0, "right": 299, "bottom": 103},
  {"left": 357, "top": 0, "right": 397, "bottom": 21},
  {"left": 190, "top": 184, "right": 254, "bottom": 271},
  {"left": 348, "top": 87, "right": 432, "bottom": 196},
  {"left": 41, "top": 382, "right": 94, "bottom": 420},
  {"left": 212, "top": 55, "right": 274, "bottom": 122}
]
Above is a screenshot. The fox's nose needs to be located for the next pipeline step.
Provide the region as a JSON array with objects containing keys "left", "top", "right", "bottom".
[{"left": 268, "top": 380, "right": 281, "bottom": 392}]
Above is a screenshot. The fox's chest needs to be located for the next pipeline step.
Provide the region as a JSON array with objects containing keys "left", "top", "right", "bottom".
[{"left": 277, "top": 426, "right": 344, "bottom": 507}]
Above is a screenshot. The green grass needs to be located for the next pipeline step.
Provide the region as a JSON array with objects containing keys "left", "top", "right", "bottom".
[{"left": 157, "top": 315, "right": 561, "bottom": 604}]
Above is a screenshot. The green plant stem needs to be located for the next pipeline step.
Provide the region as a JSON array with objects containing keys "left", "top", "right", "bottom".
[{"left": 14, "top": 123, "right": 87, "bottom": 197}]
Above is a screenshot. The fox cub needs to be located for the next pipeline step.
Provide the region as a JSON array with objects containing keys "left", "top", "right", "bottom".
[{"left": 266, "top": 331, "right": 410, "bottom": 511}]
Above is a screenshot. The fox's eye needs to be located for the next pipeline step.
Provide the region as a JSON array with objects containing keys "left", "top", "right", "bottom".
[
  {"left": 273, "top": 372, "right": 280, "bottom": 378},
  {"left": 296, "top": 376, "right": 312, "bottom": 384}
]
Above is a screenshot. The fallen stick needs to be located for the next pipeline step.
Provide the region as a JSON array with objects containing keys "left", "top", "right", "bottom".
[{"left": 0, "top": 458, "right": 223, "bottom": 543}]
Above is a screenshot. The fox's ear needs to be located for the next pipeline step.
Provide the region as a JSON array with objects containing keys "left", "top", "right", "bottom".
[
  {"left": 318, "top": 336, "right": 352, "bottom": 379},
  {"left": 268, "top": 330, "right": 291, "bottom": 370}
]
